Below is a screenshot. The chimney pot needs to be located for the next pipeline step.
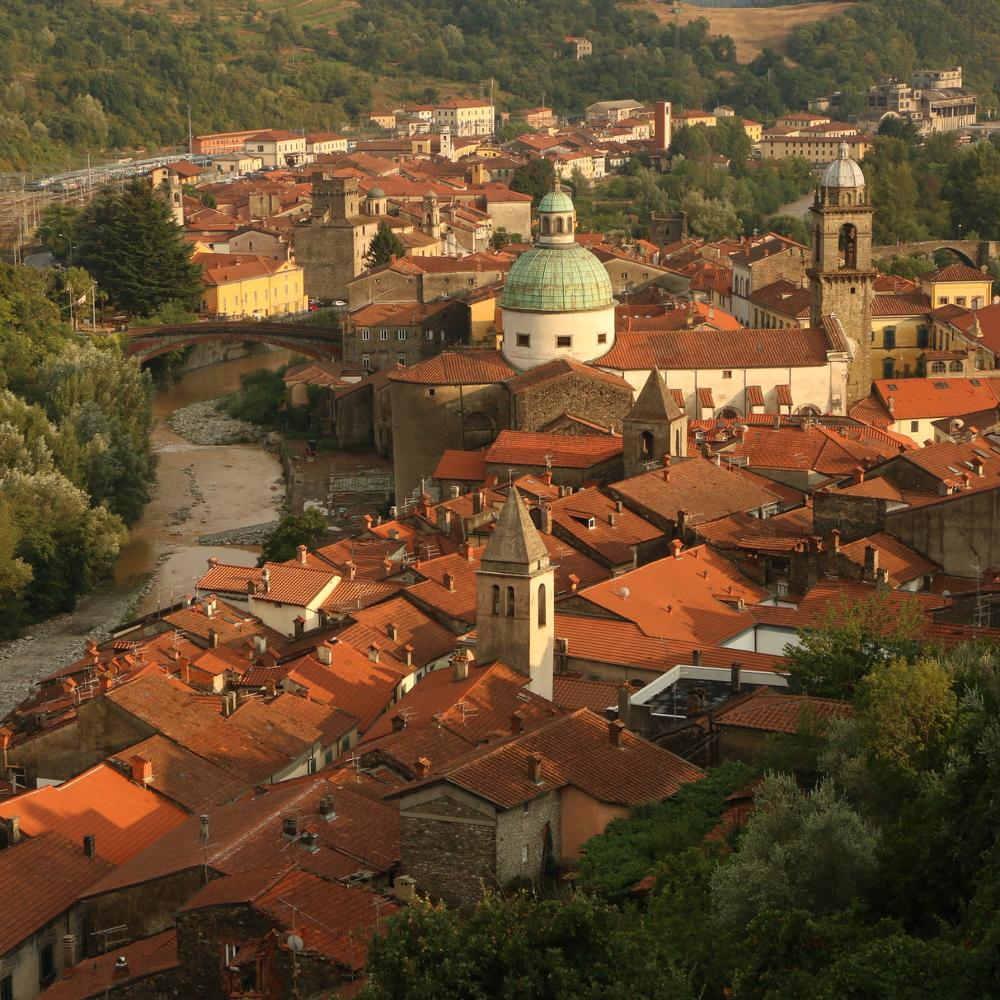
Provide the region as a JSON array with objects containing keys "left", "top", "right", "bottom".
[
  {"left": 830, "top": 528, "right": 841, "bottom": 553},
  {"left": 62, "top": 934, "right": 78, "bottom": 973},
  {"left": 452, "top": 650, "right": 471, "bottom": 681},
  {"left": 318, "top": 796, "right": 336, "bottom": 821},
  {"left": 511, "top": 710, "right": 525, "bottom": 734},
  {"left": 864, "top": 544, "right": 879, "bottom": 582},
  {"left": 527, "top": 753, "right": 543, "bottom": 783},
  {"left": 368, "top": 644, "right": 380, "bottom": 663},
  {"left": 282, "top": 816, "right": 298, "bottom": 840},
  {"left": 297, "top": 544, "right": 308, "bottom": 565},
  {"left": 414, "top": 756, "right": 431, "bottom": 778},
  {"left": 443, "top": 571, "right": 456, "bottom": 592},
  {"left": 387, "top": 623, "right": 398, "bottom": 641},
  {"left": 393, "top": 874, "right": 417, "bottom": 904},
  {"left": 691, "top": 648, "right": 701, "bottom": 666},
  {"left": 608, "top": 719, "right": 626, "bottom": 747},
  {"left": 316, "top": 644, "right": 332, "bottom": 666},
  {"left": 670, "top": 538, "right": 683, "bottom": 559},
  {"left": 129, "top": 756, "right": 153, "bottom": 784},
  {"left": 83, "top": 834, "right": 96, "bottom": 858},
  {"left": 730, "top": 662, "right": 742, "bottom": 693}
]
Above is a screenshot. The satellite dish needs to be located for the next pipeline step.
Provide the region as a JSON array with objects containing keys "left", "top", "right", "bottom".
[{"left": 287, "top": 934, "right": 304, "bottom": 953}]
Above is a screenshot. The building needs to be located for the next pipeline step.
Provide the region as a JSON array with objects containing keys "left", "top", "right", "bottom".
[
  {"left": 585, "top": 99, "right": 644, "bottom": 126},
  {"left": 729, "top": 234, "right": 810, "bottom": 326},
  {"left": 305, "top": 131, "right": 349, "bottom": 156},
  {"left": 565, "top": 35, "right": 593, "bottom": 59},
  {"left": 433, "top": 100, "right": 495, "bottom": 137},
  {"left": 345, "top": 299, "right": 470, "bottom": 369},
  {"left": 864, "top": 68, "right": 977, "bottom": 134},
  {"left": 244, "top": 130, "right": 309, "bottom": 168},
  {"left": 759, "top": 131, "right": 873, "bottom": 166},
  {"left": 517, "top": 106, "right": 558, "bottom": 129},
  {"left": 192, "top": 129, "right": 265, "bottom": 156},
  {"left": 210, "top": 152, "right": 264, "bottom": 176},
  {"left": 195, "top": 253, "right": 307, "bottom": 318}
]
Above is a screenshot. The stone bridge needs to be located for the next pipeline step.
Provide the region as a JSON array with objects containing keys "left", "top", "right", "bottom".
[
  {"left": 124, "top": 321, "right": 342, "bottom": 362},
  {"left": 873, "top": 239, "right": 998, "bottom": 268}
]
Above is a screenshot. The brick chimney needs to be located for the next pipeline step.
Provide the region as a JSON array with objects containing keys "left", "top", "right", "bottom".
[
  {"left": 443, "top": 571, "right": 456, "bottom": 592},
  {"left": 83, "top": 834, "right": 96, "bottom": 858},
  {"left": 730, "top": 662, "right": 742, "bottom": 693},
  {"left": 864, "top": 544, "right": 879, "bottom": 583},
  {"left": 511, "top": 710, "right": 525, "bottom": 734},
  {"left": 316, "top": 644, "right": 332, "bottom": 666},
  {"left": 130, "top": 756, "right": 153, "bottom": 784},
  {"left": 452, "top": 649, "right": 472, "bottom": 681},
  {"left": 296, "top": 544, "right": 308, "bottom": 566},
  {"left": 608, "top": 719, "right": 626, "bottom": 747},
  {"left": 540, "top": 505, "right": 553, "bottom": 533},
  {"left": 670, "top": 538, "right": 683, "bottom": 559},
  {"left": 527, "top": 753, "right": 543, "bottom": 784},
  {"left": 414, "top": 756, "right": 431, "bottom": 778},
  {"left": 436, "top": 507, "right": 451, "bottom": 532}
]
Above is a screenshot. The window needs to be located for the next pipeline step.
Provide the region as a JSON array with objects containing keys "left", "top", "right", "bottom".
[
  {"left": 883, "top": 327, "right": 896, "bottom": 350},
  {"left": 939, "top": 297, "right": 949, "bottom": 305},
  {"left": 597, "top": 333, "right": 607, "bottom": 344},
  {"left": 40, "top": 942, "right": 55, "bottom": 987},
  {"left": 362, "top": 353, "right": 371, "bottom": 366},
  {"left": 957, "top": 296, "right": 967, "bottom": 306},
  {"left": 538, "top": 583, "right": 547, "bottom": 626},
  {"left": 1, "top": 974, "right": 11, "bottom": 1000},
  {"left": 379, "top": 329, "right": 389, "bottom": 340},
  {"left": 425, "top": 330, "right": 434, "bottom": 340},
  {"left": 397, "top": 329, "right": 407, "bottom": 340},
  {"left": 224, "top": 942, "right": 238, "bottom": 966},
  {"left": 556, "top": 335, "right": 572, "bottom": 348},
  {"left": 361, "top": 329, "right": 371, "bottom": 341},
  {"left": 910, "top": 420, "right": 920, "bottom": 432},
  {"left": 427, "top": 388, "right": 435, "bottom": 396},
  {"left": 521, "top": 844, "right": 529, "bottom": 863},
  {"left": 517, "top": 333, "right": 530, "bottom": 347},
  {"left": 506, "top": 586, "right": 515, "bottom": 617},
  {"left": 398, "top": 354, "right": 407, "bottom": 365},
  {"left": 917, "top": 325, "right": 929, "bottom": 348},
  {"left": 491, "top": 585, "right": 501, "bottom": 615},
  {"left": 722, "top": 370, "right": 732, "bottom": 379}
]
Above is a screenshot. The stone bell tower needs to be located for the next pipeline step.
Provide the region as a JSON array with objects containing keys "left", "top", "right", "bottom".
[
  {"left": 475, "top": 491, "right": 554, "bottom": 701},
  {"left": 623, "top": 369, "right": 687, "bottom": 478},
  {"left": 808, "top": 143, "right": 875, "bottom": 403}
]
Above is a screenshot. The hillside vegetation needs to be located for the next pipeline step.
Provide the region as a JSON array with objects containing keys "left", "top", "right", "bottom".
[{"left": 0, "top": 0, "right": 998, "bottom": 173}]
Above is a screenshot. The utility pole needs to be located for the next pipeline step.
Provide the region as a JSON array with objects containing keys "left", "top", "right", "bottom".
[{"left": 187, "top": 104, "right": 193, "bottom": 155}]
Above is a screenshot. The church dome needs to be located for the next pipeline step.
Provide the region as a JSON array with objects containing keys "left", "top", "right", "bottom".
[
  {"left": 537, "top": 188, "right": 575, "bottom": 214},
  {"left": 501, "top": 243, "right": 614, "bottom": 312},
  {"left": 367, "top": 186, "right": 386, "bottom": 199},
  {"left": 821, "top": 142, "right": 865, "bottom": 188}
]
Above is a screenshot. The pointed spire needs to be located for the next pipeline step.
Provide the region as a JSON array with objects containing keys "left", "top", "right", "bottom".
[
  {"left": 627, "top": 369, "right": 683, "bottom": 423},
  {"left": 482, "top": 490, "right": 549, "bottom": 569}
]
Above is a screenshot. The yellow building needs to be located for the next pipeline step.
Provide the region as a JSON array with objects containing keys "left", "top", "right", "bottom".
[
  {"left": 919, "top": 263, "right": 993, "bottom": 309},
  {"left": 195, "top": 252, "right": 308, "bottom": 319},
  {"left": 870, "top": 293, "right": 933, "bottom": 379},
  {"left": 742, "top": 119, "right": 763, "bottom": 142},
  {"left": 673, "top": 110, "right": 718, "bottom": 129},
  {"left": 759, "top": 133, "right": 872, "bottom": 165}
]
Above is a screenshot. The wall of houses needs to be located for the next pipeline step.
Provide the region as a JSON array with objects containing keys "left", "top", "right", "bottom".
[{"left": 558, "top": 786, "right": 624, "bottom": 860}]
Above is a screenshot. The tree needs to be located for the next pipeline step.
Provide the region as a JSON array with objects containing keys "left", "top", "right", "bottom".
[
  {"left": 510, "top": 159, "right": 556, "bottom": 205},
  {"left": 785, "top": 593, "right": 924, "bottom": 699},
  {"left": 765, "top": 213, "right": 810, "bottom": 247},
  {"left": 37, "top": 203, "right": 82, "bottom": 265},
  {"left": 258, "top": 508, "right": 328, "bottom": 565},
  {"left": 365, "top": 221, "right": 405, "bottom": 268},
  {"left": 0, "top": 264, "right": 70, "bottom": 393},
  {"left": 490, "top": 227, "right": 522, "bottom": 251},
  {"left": 76, "top": 180, "right": 202, "bottom": 317}
]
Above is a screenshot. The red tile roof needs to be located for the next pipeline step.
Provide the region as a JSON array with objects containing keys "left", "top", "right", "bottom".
[
  {"left": 485, "top": 430, "right": 622, "bottom": 470},
  {"left": 321, "top": 577, "right": 402, "bottom": 614},
  {"left": 576, "top": 545, "right": 765, "bottom": 644},
  {"left": 0, "top": 832, "right": 114, "bottom": 955},
  {"left": 392, "top": 709, "right": 703, "bottom": 810},
  {"left": 505, "top": 357, "right": 632, "bottom": 395},
  {"left": 697, "top": 386, "right": 714, "bottom": 409},
  {"left": 838, "top": 532, "right": 938, "bottom": 584},
  {"left": 718, "top": 424, "right": 895, "bottom": 476},
  {"left": 873, "top": 377, "right": 999, "bottom": 420},
  {"left": 887, "top": 434, "right": 1000, "bottom": 495},
  {"left": 552, "top": 675, "right": 621, "bottom": 714},
  {"left": 870, "top": 293, "right": 932, "bottom": 317},
  {"left": 41, "top": 931, "right": 179, "bottom": 1000},
  {"left": 344, "top": 596, "right": 457, "bottom": 667},
  {"left": 928, "top": 263, "right": 992, "bottom": 283},
  {"left": 388, "top": 349, "right": 516, "bottom": 385},
  {"left": 715, "top": 689, "right": 852, "bottom": 734},
  {"left": 433, "top": 449, "right": 488, "bottom": 482},
  {"left": 196, "top": 561, "right": 336, "bottom": 606},
  {"left": 598, "top": 327, "right": 831, "bottom": 371}
]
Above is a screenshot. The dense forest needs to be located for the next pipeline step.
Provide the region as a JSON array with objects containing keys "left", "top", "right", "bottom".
[{"left": 1, "top": 0, "right": 999, "bottom": 172}]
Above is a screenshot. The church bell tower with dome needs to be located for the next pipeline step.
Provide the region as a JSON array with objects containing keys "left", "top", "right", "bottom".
[
  {"left": 500, "top": 182, "right": 617, "bottom": 370},
  {"left": 808, "top": 142, "right": 875, "bottom": 402}
]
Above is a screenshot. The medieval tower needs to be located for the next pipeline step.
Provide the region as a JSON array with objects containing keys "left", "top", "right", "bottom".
[
  {"left": 808, "top": 142, "right": 875, "bottom": 403},
  {"left": 622, "top": 369, "right": 688, "bottom": 478},
  {"left": 475, "top": 491, "right": 554, "bottom": 701}
]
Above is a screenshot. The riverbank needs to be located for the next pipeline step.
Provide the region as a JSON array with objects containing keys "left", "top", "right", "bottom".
[{"left": 0, "top": 352, "right": 290, "bottom": 716}]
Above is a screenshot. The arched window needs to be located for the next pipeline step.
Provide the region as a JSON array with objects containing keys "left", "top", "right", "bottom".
[
  {"left": 950, "top": 360, "right": 964, "bottom": 372},
  {"left": 541, "top": 217, "right": 551, "bottom": 235},
  {"left": 719, "top": 406, "right": 742, "bottom": 419},
  {"left": 491, "top": 585, "right": 500, "bottom": 616},
  {"left": 640, "top": 430, "right": 654, "bottom": 459},
  {"left": 506, "top": 586, "right": 515, "bottom": 617},
  {"left": 538, "top": 584, "right": 547, "bottom": 627},
  {"left": 797, "top": 404, "right": 821, "bottom": 417},
  {"left": 838, "top": 223, "right": 858, "bottom": 270},
  {"left": 931, "top": 362, "right": 946, "bottom": 373},
  {"left": 973, "top": 296, "right": 984, "bottom": 309},
  {"left": 556, "top": 217, "right": 564, "bottom": 234}
]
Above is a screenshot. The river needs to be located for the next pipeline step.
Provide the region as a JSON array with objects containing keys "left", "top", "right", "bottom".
[{"left": 0, "top": 351, "right": 290, "bottom": 714}]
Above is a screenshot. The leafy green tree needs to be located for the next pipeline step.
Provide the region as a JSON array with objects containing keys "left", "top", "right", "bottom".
[
  {"left": 0, "top": 264, "right": 70, "bottom": 393},
  {"left": 765, "top": 213, "right": 810, "bottom": 247},
  {"left": 785, "top": 593, "right": 924, "bottom": 699},
  {"left": 258, "top": 508, "right": 328, "bottom": 565},
  {"left": 76, "top": 180, "right": 202, "bottom": 317},
  {"left": 361, "top": 892, "right": 696, "bottom": 1000},
  {"left": 224, "top": 367, "right": 287, "bottom": 426},
  {"left": 37, "top": 203, "right": 83, "bottom": 265},
  {"left": 510, "top": 159, "right": 556, "bottom": 205},
  {"left": 489, "top": 227, "right": 522, "bottom": 251},
  {"left": 365, "top": 221, "right": 406, "bottom": 268}
]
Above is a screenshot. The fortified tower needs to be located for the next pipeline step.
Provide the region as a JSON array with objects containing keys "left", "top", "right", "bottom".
[{"left": 808, "top": 143, "right": 875, "bottom": 402}]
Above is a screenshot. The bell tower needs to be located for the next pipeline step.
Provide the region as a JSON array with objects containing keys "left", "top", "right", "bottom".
[
  {"left": 623, "top": 369, "right": 687, "bottom": 478},
  {"left": 808, "top": 143, "right": 875, "bottom": 403},
  {"left": 475, "top": 491, "right": 554, "bottom": 701}
]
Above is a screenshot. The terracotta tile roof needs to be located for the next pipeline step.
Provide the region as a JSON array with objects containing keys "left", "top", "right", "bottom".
[
  {"left": 554, "top": 612, "right": 784, "bottom": 673},
  {"left": 714, "top": 688, "right": 851, "bottom": 734},
  {"left": 196, "top": 561, "right": 337, "bottom": 606},
  {"left": 404, "top": 550, "right": 481, "bottom": 625},
  {"left": 749, "top": 278, "right": 812, "bottom": 318},
  {"left": 363, "top": 660, "right": 557, "bottom": 745},
  {"left": 828, "top": 476, "right": 937, "bottom": 506},
  {"left": 433, "top": 449, "right": 488, "bottom": 482},
  {"left": 792, "top": 580, "right": 947, "bottom": 631},
  {"left": 873, "top": 377, "right": 1000, "bottom": 420},
  {"left": 928, "top": 263, "right": 992, "bottom": 283},
  {"left": 231, "top": 692, "right": 359, "bottom": 749},
  {"left": 321, "top": 577, "right": 402, "bottom": 614},
  {"left": 576, "top": 545, "right": 765, "bottom": 644},
  {"left": 552, "top": 675, "right": 621, "bottom": 714},
  {"left": 775, "top": 383, "right": 793, "bottom": 407},
  {"left": 0, "top": 765, "right": 186, "bottom": 865},
  {"left": 870, "top": 293, "right": 932, "bottom": 317},
  {"left": 746, "top": 385, "right": 764, "bottom": 407},
  {"left": 309, "top": 537, "right": 406, "bottom": 578},
  {"left": 695, "top": 505, "right": 813, "bottom": 552},
  {"left": 848, "top": 393, "right": 894, "bottom": 428},
  {"left": 0, "top": 832, "right": 114, "bottom": 955},
  {"left": 610, "top": 455, "right": 783, "bottom": 526},
  {"left": 838, "top": 532, "right": 938, "bottom": 584},
  {"left": 344, "top": 596, "right": 457, "bottom": 667},
  {"left": 392, "top": 709, "right": 703, "bottom": 810},
  {"left": 888, "top": 434, "right": 1000, "bottom": 494},
  {"left": 388, "top": 349, "right": 516, "bottom": 385},
  {"left": 106, "top": 735, "right": 248, "bottom": 813},
  {"left": 874, "top": 273, "right": 919, "bottom": 294},
  {"left": 718, "top": 424, "right": 892, "bottom": 476},
  {"left": 697, "top": 386, "right": 714, "bottom": 409},
  {"left": 547, "top": 486, "right": 664, "bottom": 565},
  {"left": 348, "top": 299, "right": 455, "bottom": 327},
  {"left": 540, "top": 531, "right": 611, "bottom": 593},
  {"left": 358, "top": 721, "right": 479, "bottom": 778},
  {"left": 505, "top": 357, "right": 632, "bottom": 394},
  {"left": 41, "top": 930, "right": 179, "bottom": 1000},
  {"left": 85, "top": 776, "right": 400, "bottom": 898},
  {"left": 485, "top": 430, "right": 622, "bottom": 470},
  {"left": 598, "top": 327, "right": 831, "bottom": 371}
]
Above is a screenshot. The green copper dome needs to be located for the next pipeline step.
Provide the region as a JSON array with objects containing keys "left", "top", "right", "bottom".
[
  {"left": 501, "top": 244, "right": 615, "bottom": 313},
  {"left": 537, "top": 189, "right": 575, "bottom": 214}
]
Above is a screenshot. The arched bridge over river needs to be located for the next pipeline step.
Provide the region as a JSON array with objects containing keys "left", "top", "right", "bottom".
[{"left": 124, "top": 321, "right": 342, "bottom": 363}]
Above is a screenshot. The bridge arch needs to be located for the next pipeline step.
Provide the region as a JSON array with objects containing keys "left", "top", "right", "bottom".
[{"left": 123, "top": 321, "right": 341, "bottom": 364}]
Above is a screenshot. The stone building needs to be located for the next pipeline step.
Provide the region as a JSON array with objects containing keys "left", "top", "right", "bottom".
[
  {"left": 344, "top": 299, "right": 470, "bottom": 369},
  {"left": 293, "top": 174, "right": 380, "bottom": 301},
  {"left": 622, "top": 368, "right": 688, "bottom": 477}
]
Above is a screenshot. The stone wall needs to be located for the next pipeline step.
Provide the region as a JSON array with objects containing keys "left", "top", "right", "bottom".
[
  {"left": 495, "top": 789, "right": 560, "bottom": 889},
  {"left": 812, "top": 490, "right": 888, "bottom": 541},
  {"left": 344, "top": 301, "right": 470, "bottom": 369},
  {"left": 513, "top": 372, "right": 633, "bottom": 434},
  {"left": 484, "top": 454, "right": 623, "bottom": 490}
]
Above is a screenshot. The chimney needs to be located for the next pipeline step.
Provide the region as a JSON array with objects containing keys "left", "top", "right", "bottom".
[
  {"left": 829, "top": 528, "right": 841, "bottom": 554},
  {"left": 511, "top": 710, "right": 525, "bottom": 734},
  {"left": 452, "top": 649, "right": 471, "bottom": 681},
  {"left": 540, "top": 506, "right": 553, "bottom": 534},
  {"left": 403, "top": 644, "right": 414, "bottom": 668},
  {"left": 568, "top": 573, "right": 580, "bottom": 592},
  {"left": 607, "top": 512, "right": 617, "bottom": 527},
  {"left": 462, "top": 542, "right": 476, "bottom": 562},
  {"left": 876, "top": 566, "right": 890, "bottom": 592},
  {"left": 864, "top": 545, "right": 879, "bottom": 583},
  {"left": 386, "top": 622, "right": 398, "bottom": 642},
  {"left": 414, "top": 756, "right": 431, "bottom": 778},
  {"left": 670, "top": 538, "right": 683, "bottom": 559},
  {"left": 662, "top": 466, "right": 670, "bottom": 483},
  {"left": 391, "top": 713, "right": 406, "bottom": 732},
  {"left": 368, "top": 643, "right": 381, "bottom": 663},
  {"left": 113, "top": 957, "right": 129, "bottom": 980},
  {"left": 1, "top": 816, "right": 20, "bottom": 845},
  {"left": 130, "top": 756, "right": 153, "bottom": 784},
  {"left": 282, "top": 816, "right": 298, "bottom": 840},
  {"left": 973, "top": 456, "right": 985, "bottom": 477},
  {"left": 615, "top": 500, "right": 624, "bottom": 513},
  {"left": 254, "top": 635, "right": 267, "bottom": 654},
  {"left": 608, "top": 719, "right": 626, "bottom": 747},
  {"left": 443, "top": 571, "right": 456, "bottom": 592},
  {"left": 691, "top": 648, "right": 701, "bottom": 666},
  {"left": 83, "top": 834, "right": 96, "bottom": 858},
  {"left": 436, "top": 507, "right": 451, "bottom": 532},
  {"left": 886, "top": 395, "right": 894, "bottom": 415},
  {"left": 247, "top": 579, "right": 256, "bottom": 597},
  {"left": 676, "top": 508, "right": 687, "bottom": 536},
  {"left": 853, "top": 465, "right": 865, "bottom": 484},
  {"left": 394, "top": 874, "right": 417, "bottom": 905},
  {"left": 296, "top": 544, "right": 308, "bottom": 566},
  {"left": 472, "top": 490, "right": 485, "bottom": 515},
  {"left": 527, "top": 753, "right": 543, "bottom": 784},
  {"left": 62, "top": 934, "right": 78, "bottom": 973},
  {"left": 730, "top": 662, "right": 742, "bottom": 693},
  {"left": 208, "top": 627, "right": 219, "bottom": 649},
  {"left": 316, "top": 644, "right": 332, "bottom": 666},
  {"left": 318, "top": 796, "right": 336, "bottom": 821}
]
